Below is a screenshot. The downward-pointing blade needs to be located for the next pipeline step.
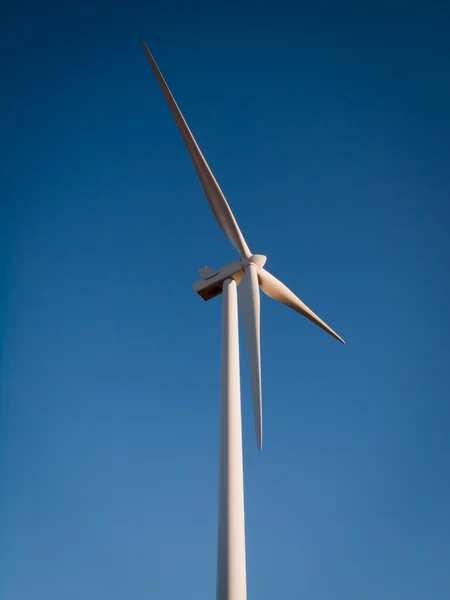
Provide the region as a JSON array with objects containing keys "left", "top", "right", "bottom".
[
  {"left": 239, "top": 264, "right": 263, "bottom": 450},
  {"left": 258, "top": 268, "right": 345, "bottom": 344},
  {"left": 142, "top": 43, "right": 251, "bottom": 259}
]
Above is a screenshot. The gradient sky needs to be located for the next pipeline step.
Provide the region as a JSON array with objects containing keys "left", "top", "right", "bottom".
[{"left": 1, "top": 2, "right": 450, "bottom": 599}]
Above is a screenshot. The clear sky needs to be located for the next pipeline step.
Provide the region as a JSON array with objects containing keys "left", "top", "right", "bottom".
[{"left": 1, "top": 2, "right": 450, "bottom": 599}]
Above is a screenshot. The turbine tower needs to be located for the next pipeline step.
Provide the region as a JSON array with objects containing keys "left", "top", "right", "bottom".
[{"left": 143, "top": 43, "right": 345, "bottom": 600}]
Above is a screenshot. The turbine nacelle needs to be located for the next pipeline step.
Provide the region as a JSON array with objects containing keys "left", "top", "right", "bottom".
[{"left": 193, "top": 254, "right": 267, "bottom": 302}]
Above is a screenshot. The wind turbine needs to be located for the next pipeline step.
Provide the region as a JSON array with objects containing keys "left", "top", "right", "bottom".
[{"left": 143, "top": 43, "right": 345, "bottom": 600}]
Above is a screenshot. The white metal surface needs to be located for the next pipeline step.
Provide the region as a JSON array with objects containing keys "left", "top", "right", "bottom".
[
  {"left": 217, "top": 278, "right": 247, "bottom": 600},
  {"left": 239, "top": 264, "right": 263, "bottom": 450}
]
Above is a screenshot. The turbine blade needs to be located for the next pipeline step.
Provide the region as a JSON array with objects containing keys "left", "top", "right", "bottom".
[
  {"left": 142, "top": 43, "right": 251, "bottom": 258},
  {"left": 258, "top": 268, "right": 345, "bottom": 344},
  {"left": 239, "top": 265, "right": 263, "bottom": 450}
]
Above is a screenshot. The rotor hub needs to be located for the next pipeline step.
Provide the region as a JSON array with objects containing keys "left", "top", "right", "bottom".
[{"left": 241, "top": 254, "right": 267, "bottom": 272}]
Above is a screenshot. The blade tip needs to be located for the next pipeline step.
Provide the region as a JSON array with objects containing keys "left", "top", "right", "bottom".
[{"left": 141, "top": 41, "right": 151, "bottom": 57}]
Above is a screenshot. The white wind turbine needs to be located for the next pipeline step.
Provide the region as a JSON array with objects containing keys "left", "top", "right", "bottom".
[{"left": 143, "top": 43, "right": 345, "bottom": 600}]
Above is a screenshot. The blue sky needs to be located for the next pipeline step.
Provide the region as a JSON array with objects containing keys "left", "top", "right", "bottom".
[{"left": 1, "top": 2, "right": 450, "bottom": 598}]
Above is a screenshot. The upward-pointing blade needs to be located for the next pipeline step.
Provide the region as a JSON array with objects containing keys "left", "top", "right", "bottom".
[
  {"left": 239, "top": 264, "right": 263, "bottom": 450},
  {"left": 258, "top": 268, "right": 345, "bottom": 344},
  {"left": 142, "top": 43, "right": 251, "bottom": 259}
]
